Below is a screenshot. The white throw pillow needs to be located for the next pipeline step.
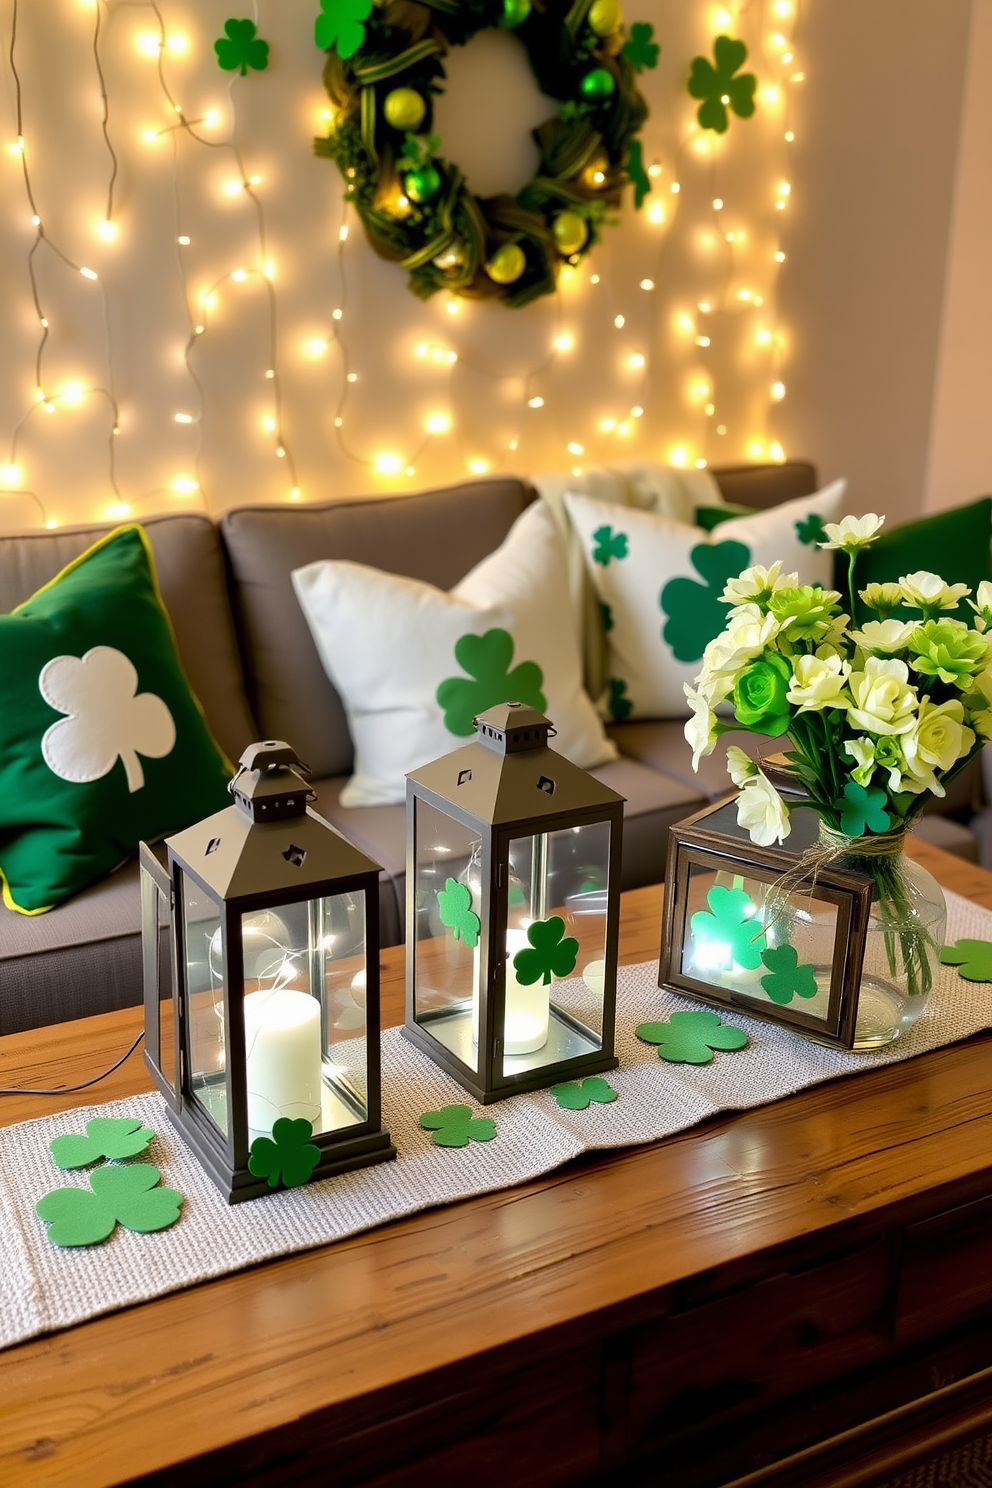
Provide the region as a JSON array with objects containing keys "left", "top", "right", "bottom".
[
  {"left": 292, "top": 500, "right": 616, "bottom": 806},
  {"left": 563, "top": 479, "right": 847, "bottom": 721}
]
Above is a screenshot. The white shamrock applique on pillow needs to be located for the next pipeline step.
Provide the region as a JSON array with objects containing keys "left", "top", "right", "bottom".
[{"left": 39, "top": 646, "right": 176, "bottom": 793}]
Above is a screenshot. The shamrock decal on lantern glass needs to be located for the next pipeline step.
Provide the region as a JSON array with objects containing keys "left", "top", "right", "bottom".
[
  {"left": 608, "top": 677, "right": 633, "bottom": 721},
  {"left": 550, "top": 1077, "right": 617, "bottom": 1110},
  {"left": 50, "top": 1116, "right": 155, "bottom": 1170},
  {"left": 214, "top": 18, "right": 269, "bottom": 75},
  {"left": 660, "top": 541, "right": 751, "bottom": 663},
  {"left": 690, "top": 883, "right": 765, "bottom": 971},
  {"left": 636, "top": 1010, "right": 748, "bottom": 1064},
  {"left": 687, "top": 36, "right": 757, "bottom": 134},
  {"left": 622, "top": 21, "right": 660, "bottom": 72},
  {"left": 512, "top": 915, "right": 579, "bottom": 986},
  {"left": 592, "top": 524, "right": 628, "bottom": 566},
  {"left": 435, "top": 628, "right": 545, "bottom": 736},
  {"left": 39, "top": 646, "right": 176, "bottom": 793},
  {"left": 940, "top": 939, "right": 992, "bottom": 983},
  {"left": 36, "top": 1165, "right": 183, "bottom": 1247},
  {"left": 314, "top": 0, "right": 373, "bottom": 60},
  {"left": 436, "top": 877, "right": 480, "bottom": 947},
  {"left": 419, "top": 1104, "right": 496, "bottom": 1148},
  {"left": 795, "top": 512, "right": 828, "bottom": 547},
  {"left": 248, "top": 1118, "right": 321, "bottom": 1188},
  {"left": 759, "top": 944, "right": 818, "bottom": 1005},
  {"left": 839, "top": 781, "right": 891, "bottom": 837}
]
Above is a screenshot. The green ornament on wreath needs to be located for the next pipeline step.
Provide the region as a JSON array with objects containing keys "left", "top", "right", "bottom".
[{"left": 313, "top": 0, "right": 658, "bottom": 307}]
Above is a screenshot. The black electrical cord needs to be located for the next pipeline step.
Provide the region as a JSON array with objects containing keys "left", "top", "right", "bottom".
[{"left": 0, "top": 1029, "right": 144, "bottom": 1097}]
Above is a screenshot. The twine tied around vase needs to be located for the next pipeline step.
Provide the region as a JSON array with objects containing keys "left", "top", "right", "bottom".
[{"left": 756, "top": 821, "right": 907, "bottom": 940}]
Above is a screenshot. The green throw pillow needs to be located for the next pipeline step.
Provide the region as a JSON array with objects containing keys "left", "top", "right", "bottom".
[
  {"left": 848, "top": 497, "right": 992, "bottom": 624},
  {"left": 0, "top": 525, "right": 232, "bottom": 914},
  {"left": 694, "top": 502, "right": 759, "bottom": 533}
]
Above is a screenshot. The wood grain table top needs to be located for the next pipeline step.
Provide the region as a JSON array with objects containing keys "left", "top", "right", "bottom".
[{"left": 2, "top": 838, "right": 992, "bottom": 1488}]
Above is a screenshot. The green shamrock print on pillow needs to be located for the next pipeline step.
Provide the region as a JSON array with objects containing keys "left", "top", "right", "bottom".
[
  {"left": 660, "top": 541, "right": 751, "bottom": 664},
  {"left": 795, "top": 512, "right": 827, "bottom": 546},
  {"left": 436, "top": 629, "right": 545, "bottom": 736},
  {"left": 592, "top": 525, "right": 628, "bottom": 567},
  {"left": 608, "top": 678, "right": 633, "bottom": 721}
]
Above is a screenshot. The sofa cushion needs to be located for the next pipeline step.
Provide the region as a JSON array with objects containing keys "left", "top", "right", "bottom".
[
  {"left": 711, "top": 460, "right": 820, "bottom": 510},
  {"left": 221, "top": 479, "right": 536, "bottom": 780},
  {"left": 0, "top": 513, "right": 256, "bottom": 765},
  {"left": 850, "top": 496, "right": 992, "bottom": 625},
  {"left": 608, "top": 718, "right": 755, "bottom": 799}
]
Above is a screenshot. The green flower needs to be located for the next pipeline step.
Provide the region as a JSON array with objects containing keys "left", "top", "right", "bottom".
[
  {"left": 660, "top": 540, "right": 752, "bottom": 664},
  {"left": 733, "top": 651, "right": 793, "bottom": 735},
  {"left": 248, "top": 1118, "right": 321, "bottom": 1188},
  {"left": 687, "top": 36, "right": 757, "bottom": 134},
  {"left": 860, "top": 582, "right": 904, "bottom": 619},
  {"left": 759, "top": 944, "right": 818, "bottom": 1004},
  {"left": 767, "top": 585, "right": 842, "bottom": 643},
  {"left": 907, "top": 621, "right": 990, "bottom": 687}
]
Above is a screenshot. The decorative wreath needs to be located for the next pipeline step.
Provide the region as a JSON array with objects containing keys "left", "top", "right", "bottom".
[{"left": 313, "top": 0, "right": 659, "bottom": 307}]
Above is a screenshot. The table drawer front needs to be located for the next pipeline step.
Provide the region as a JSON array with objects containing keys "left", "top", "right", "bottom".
[{"left": 896, "top": 1191, "right": 992, "bottom": 1345}]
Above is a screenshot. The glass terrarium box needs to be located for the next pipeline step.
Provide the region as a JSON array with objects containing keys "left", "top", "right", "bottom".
[
  {"left": 141, "top": 741, "right": 395, "bottom": 1203},
  {"left": 659, "top": 798, "right": 874, "bottom": 1049},
  {"left": 405, "top": 704, "right": 624, "bottom": 1103}
]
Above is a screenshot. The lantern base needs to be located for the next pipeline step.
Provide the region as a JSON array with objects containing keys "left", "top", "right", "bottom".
[
  {"left": 165, "top": 1104, "right": 396, "bottom": 1204},
  {"left": 402, "top": 1014, "right": 618, "bottom": 1105}
]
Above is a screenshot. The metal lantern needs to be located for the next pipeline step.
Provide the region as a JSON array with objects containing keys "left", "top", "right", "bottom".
[
  {"left": 404, "top": 703, "right": 624, "bottom": 1103},
  {"left": 140, "top": 741, "right": 395, "bottom": 1202},
  {"left": 659, "top": 797, "right": 873, "bottom": 1049}
]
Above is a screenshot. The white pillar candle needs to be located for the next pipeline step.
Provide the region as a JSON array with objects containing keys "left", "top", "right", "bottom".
[
  {"left": 243, "top": 988, "right": 322, "bottom": 1133},
  {"left": 503, "top": 928, "right": 550, "bottom": 1056}
]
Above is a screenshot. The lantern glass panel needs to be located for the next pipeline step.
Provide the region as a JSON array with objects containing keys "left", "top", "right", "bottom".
[
  {"left": 141, "top": 861, "right": 177, "bottom": 1096},
  {"left": 411, "top": 797, "right": 482, "bottom": 1075},
  {"left": 500, "top": 821, "right": 610, "bottom": 1078},
  {"left": 180, "top": 869, "right": 227, "bottom": 1137},
  {"left": 240, "top": 893, "right": 368, "bottom": 1141}
]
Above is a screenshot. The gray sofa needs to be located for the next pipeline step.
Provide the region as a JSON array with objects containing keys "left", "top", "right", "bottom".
[{"left": 0, "top": 462, "right": 980, "bottom": 1034}]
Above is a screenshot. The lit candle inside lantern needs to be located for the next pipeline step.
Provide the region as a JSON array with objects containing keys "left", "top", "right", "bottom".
[
  {"left": 243, "top": 988, "right": 322, "bottom": 1132},
  {"left": 471, "top": 928, "right": 550, "bottom": 1056}
]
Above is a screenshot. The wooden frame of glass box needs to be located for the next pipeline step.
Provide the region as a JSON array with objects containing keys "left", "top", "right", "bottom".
[{"left": 659, "top": 798, "right": 874, "bottom": 1049}]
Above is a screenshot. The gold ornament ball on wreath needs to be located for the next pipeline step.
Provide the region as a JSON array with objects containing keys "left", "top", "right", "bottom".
[
  {"left": 552, "top": 211, "right": 589, "bottom": 255},
  {"left": 383, "top": 88, "right": 426, "bottom": 131},
  {"left": 500, "top": 0, "right": 532, "bottom": 28},
  {"left": 580, "top": 67, "right": 616, "bottom": 100},
  {"left": 486, "top": 242, "right": 527, "bottom": 284},
  {"left": 588, "top": 0, "right": 623, "bottom": 36}
]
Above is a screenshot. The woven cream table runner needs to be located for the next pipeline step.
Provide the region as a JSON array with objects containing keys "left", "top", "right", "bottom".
[{"left": 2, "top": 887, "right": 991, "bottom": 1352}]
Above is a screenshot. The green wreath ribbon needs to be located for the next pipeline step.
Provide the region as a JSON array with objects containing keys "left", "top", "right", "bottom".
[{"left": 314, "top": 0, "right": 656, "bottom": 307}]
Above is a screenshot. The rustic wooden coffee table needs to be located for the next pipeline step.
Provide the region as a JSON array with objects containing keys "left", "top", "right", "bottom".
[{"left": 3, "top": 839, "right": 992, "bottom": 1488}]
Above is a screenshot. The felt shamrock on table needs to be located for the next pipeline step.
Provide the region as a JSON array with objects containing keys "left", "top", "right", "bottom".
[
  {"left": 636, "top": 1011, "right": 748, "bottom": 1064},
  {"left": 795, "top": 512, "right": 828, "bottom": 547},
  {"left": 687, "top": 36, "right": 757, "bottom": 134},
  {"left": 214, "top": 18, "right": 270, "bottom": 75},
  {"left": 660, "top": 541, "right": 751, "bottom": 664},
  {"left": 839, "top": 781, "right": 891, "bottom": 837},
  {"left": 314, "top": 0, "right": 373, "bottom": 60},
  {"left": 248, "top": 1118, "right": 321, "bottom": 1189},
  {"left": 435, "top": 628, "right": 546, "bottom": 736},
  {"left": 436, "top": 877, "right": 480, "bottom": 948},
  {"left": 690, "top": 884, "right": 765, "bottom": 972},
  {"left": 941, "top": 939, "right": 992, "bottom": 983},
  {"left": 759, "top": 944, "right": 818, "bottom": 1005},
  {"left": 419, "top": 1104, "right": 496, "bottom": 1148},
  {"left": 622, "top": 22, "right": 660, "bottom": 73},
  {"left": 592, "top": 524, "right": 628, "bottom": 567},
  {"left": 550, "top": 1077, "right": 617, "bottom": 1110},
  {"left": 50, "top": 1116, "right": 155, "bottom": 1170},
  {"left": 626, "top": 140, "right": 652, "bottom": 209},
  {"left": 608, "top": 677, "right": 633, "bottom": 722},
  {"left": 512, "top": 915, "right": 579, "bottom": 986},
  {"left": 40, "top": 647, "right": 176, "bottom": 794},
  {"left": 36, "top": 1165, "right": 183, "bottom": 1247}
]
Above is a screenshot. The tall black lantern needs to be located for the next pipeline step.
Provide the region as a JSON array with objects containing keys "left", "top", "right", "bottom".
[
  {"left": 405, "top": 704, "right": 624, "bottom": 1103},
  {"left": 140, "top": 741, "right": 395, "bottom": 1203}
]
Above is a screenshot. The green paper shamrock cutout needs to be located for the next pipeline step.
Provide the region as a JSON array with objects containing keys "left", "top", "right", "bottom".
[
  {"left": 795, "top": 512, "right": 827, "bottom": 547},
  {"left": 36, "top": 1164, "right": 183, "bottom": 1247},
  {"left": 608, "top": 677, "right": 633, "bottom": 721},
  {"left": 627, "top": 139, "right": 652, "bottom": 209},
  {"left": 436, "top": 877, "right": 480, "bottom": 948},
  {"left": 550, "top": 1077, "right": 617, "bottom": 1110},
  {"left": 600, "top": 601, "right": 614, "bottom": 633},
  {"left": 660, "top": 541, "right": 751, "bottom": 663},
  {"left": 512, "top": 915, "right": 579, "bottom": 986},
  {"left": 50, "top": 1116, "right": 155, "bottom": 1170},
  {"left": 214, "top": 18, "right": 269, "bottom": 76},
  {"left": 839, "top": 780, "right": 891, "bottom": 837},
  {"left": 759, "top": 943, "right": 818, "bottom": 1005},
  {"left": 592, "top": 524, "right": 628, "bottom": 566},
  {"left": 690, "top": 883, "right": 765, "bottom": 971},
  {"left": 636, "top": 1010, "right": 748, "bottom": 1064},
  {"left": 314, "top": 0, "right": 373, "bottom": 60},
  {"left": 248, "top": 1118, "right": 321, "bottom": 1189},
  {"left": 622, "top": 21, "right": 660, "bottom": 72},
  {"left": 687, "top": 36, "right": 757, "bottom": 134},
  {"left": 419, "top": 1104, "right": 496, "bottom": 1148},
  {"left": 940, "top": 939, "right": 992, "bottom": 983},
  {"left": 436, "top": 628, "right": 546, "bottom": 736}
]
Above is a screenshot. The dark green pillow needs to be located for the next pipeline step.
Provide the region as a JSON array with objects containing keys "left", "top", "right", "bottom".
[
  {"left": 0, "top": 525, "right": 232, "bottom": 914},
  {"left": 846, "top": 497, "right": 992, "bottom": 624},
  {"left": 694, "top": 502, "right": 759, "bottom": 533}
]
